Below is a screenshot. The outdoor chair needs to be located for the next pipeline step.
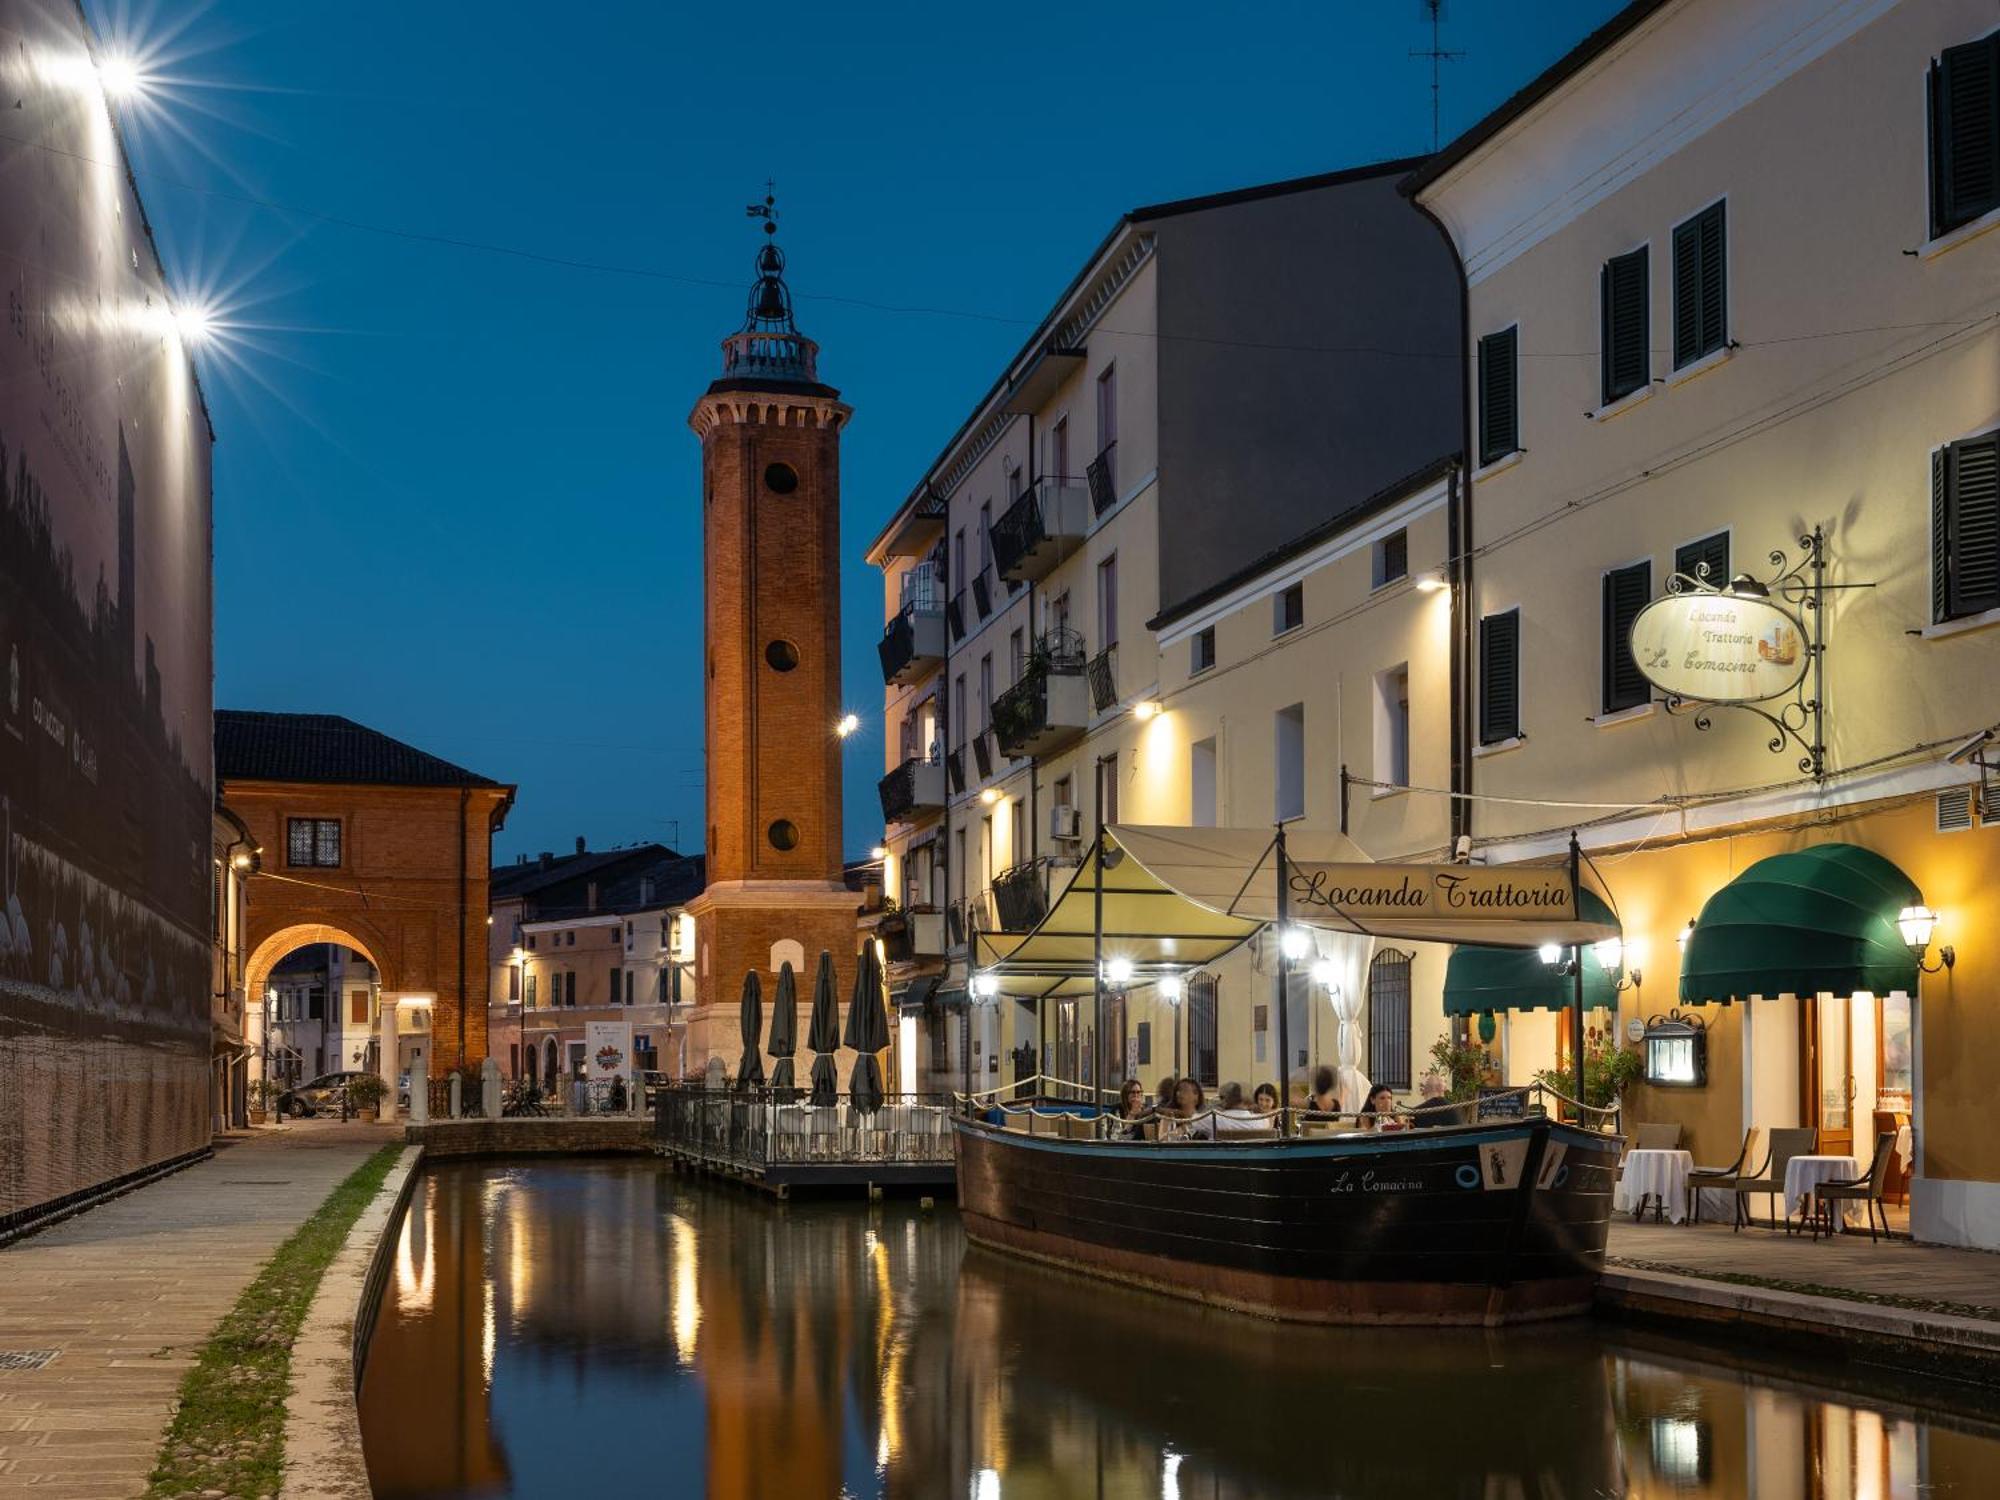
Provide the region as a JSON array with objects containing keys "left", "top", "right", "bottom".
[
  {"left": 1728, "top": 1127, "right": 1817, "bottom": 1232},
  {"left": 1631, "top": 1121, "right": 1683, "bottom": 1153},
  {"left": 1811, "top": 1130, "right": 1898, "bottom": 1243},
  {"left": 1685, "top": 1127, "right": 1759, "bottom": 1224}
]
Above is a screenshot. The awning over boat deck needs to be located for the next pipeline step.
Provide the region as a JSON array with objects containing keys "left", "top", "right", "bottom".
[
  {"left": 1680, "top": 843, "right": 1921, "bottom": 1004},
  {"left": 974, "top": 825, "right": 1619, "bottom": 995},
  {"left": 1442, "top": 890, "right": 1623, "bottom": 1016}
]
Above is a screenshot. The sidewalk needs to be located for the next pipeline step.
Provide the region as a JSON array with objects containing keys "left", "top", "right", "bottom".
[
  {"left": 0, "top": 1120, "right": 398, "bottom": 1498},
  {"left": 1604, "top": 1217, "right": 2000, "bottom": 1375}
]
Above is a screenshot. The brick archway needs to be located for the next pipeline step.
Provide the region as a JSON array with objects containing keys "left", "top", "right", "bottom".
[{"left": 244, "top": 920, "right": 392, "bottom": 1007}]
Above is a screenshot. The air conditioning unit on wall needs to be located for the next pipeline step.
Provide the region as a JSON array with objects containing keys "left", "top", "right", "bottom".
[{"left": 1049, "top": 805, "right": 1081, "bottom": 842}]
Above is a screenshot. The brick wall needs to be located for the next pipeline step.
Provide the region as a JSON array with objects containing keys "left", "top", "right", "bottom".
[{"left": 406, "top": 1117, "right": 653, "bottom": 1157}]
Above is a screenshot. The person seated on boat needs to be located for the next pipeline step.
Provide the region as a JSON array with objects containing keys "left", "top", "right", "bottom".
[
  {"left": 1253, "top": 1082, "right": 1281, "bottom": 1118},
  {"left": 1306, "top": 1066, "right": 1339, "bottom": 1118},
  {"left": 1356, "top": 1083, "right": 1402, "bottom": 1132},
  {"left": 1214, "top": 1081, "right": 1264, "bottom": 1135},
  {"left": 1155, "top": 1076, "right": 1178, "bottom": 1113},
  {"left": 1114, "top": 1077, "right": 1150, "bottom": 1139},
  {"left": 1171, "top": 1076, "right": 1213, "bottom": 1139}
]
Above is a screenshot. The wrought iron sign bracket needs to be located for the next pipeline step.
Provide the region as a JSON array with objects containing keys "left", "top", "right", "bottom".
[{"left": 1657, "top": 527, "right": 1875, "bottom": 782}]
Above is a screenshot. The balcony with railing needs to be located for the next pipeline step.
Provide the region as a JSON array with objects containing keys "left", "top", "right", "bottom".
[
  {"left": 991, "top": 859, "right": 1056, "bottom": 932},
  {"left": 1086, "top": 643, "right": 1119, "bottom": 713},
  {"left": 1086, "top": 442, "right": 1119, "bottom": 516},
  {"left": 881, "top": 907, "right": 948, "bottom": 963},
  {"left": 877, "top": 756, "right": 946, "bottom": 823},
  {"left": 878, "top": 602, "right": 945, "bottom": 687},
  {"left": 991, "top": 476, "right": 1090, "bottom": 585},
  {"left": 991, "top": 628, "right": 1089, "bottom": 758}
]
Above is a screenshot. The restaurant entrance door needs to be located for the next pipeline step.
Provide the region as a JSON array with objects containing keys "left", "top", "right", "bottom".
[{"left": 1804, "top": 995, "right": 1855, "bottom": 1158}]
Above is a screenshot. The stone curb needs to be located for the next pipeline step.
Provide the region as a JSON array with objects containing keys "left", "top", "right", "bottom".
[
  {"left": 279, "top": 1145, "right": 423, "bottom": 1500},
  {"left": 1598, "top": 1266, "right": 2000, "bottom": 1371}
]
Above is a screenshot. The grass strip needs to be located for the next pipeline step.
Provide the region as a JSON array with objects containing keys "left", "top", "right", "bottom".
[
  {"left": 1609, "top": 1255, "right": 2000, "bottom": 1323},
  {"left": 147, "top": 1144, "right": 401, "bottom": 1500}
]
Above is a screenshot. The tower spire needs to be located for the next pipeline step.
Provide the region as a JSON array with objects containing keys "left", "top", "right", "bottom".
[{"left": 719, "top": 183, "right": 820, "bottom": 384}]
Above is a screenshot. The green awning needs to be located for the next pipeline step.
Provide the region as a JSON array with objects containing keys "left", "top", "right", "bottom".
[
  {"left": 1679, "top": 843, "right": 1920, "bottom": 1004},
  {"left": 1443, "top": 890, "right": 1623, "bottom": 1016}
]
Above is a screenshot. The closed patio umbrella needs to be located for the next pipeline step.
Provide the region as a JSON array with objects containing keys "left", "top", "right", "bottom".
[
  {"left": 843, "top": 940, "right": 891, "bottom": 1115},
  {"left": 736, "top": 970, "right": 765, "bottom": 1090},
  {"left": 766, "top": 960, "right": 799, "bottom": 1095},
  {"left": 807, "top": 949, "right": 841, "bottom": 1106}
]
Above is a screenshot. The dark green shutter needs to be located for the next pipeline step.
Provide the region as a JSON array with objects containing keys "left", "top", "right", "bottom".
[
  {"left": 1479, "top": 609, "right": 1520, "bottom": 745},
  {"left": 1933, "top": 449, "right": 1951, "bottom": 624},
  {"left": 1600, "top": 247, "right": 1650, "bottom": 405},
  {"left": 1946, "top": 433, "right": 2000, "bottom": 619},
  {"left": 1931, "top": 34, "right": 2000, "bottom": 238},
  {"left": 1601, "top": 562, "right": 1652, "bottom": 714},
  {"left": 1672, "top": 203, "right": 1726, "bottom": 368},
  {"left": 1477, "top": 327, "right": 1519, "bottom": 466},
  {"left": 1674, "top": 532, "right": 1730, "bottom": 589}
]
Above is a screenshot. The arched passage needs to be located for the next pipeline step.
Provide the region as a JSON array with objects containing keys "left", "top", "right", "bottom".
[{"left": 245, "top": 921, "right": 395, "bottom": 1095}]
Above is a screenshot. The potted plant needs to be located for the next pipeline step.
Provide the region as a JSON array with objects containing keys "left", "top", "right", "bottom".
[
  {"left": 1534, "top": 1026, "right": 1644, "bottom": 1121},
  {"left": 345, "top": 1073, "right": 390, "bottom": 1123},
  {"left": 247, "top": 1078, "right": 275, "bottom": 1126}
]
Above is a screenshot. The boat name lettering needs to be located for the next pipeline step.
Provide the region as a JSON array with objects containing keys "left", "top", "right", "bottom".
[{"left": 1329, "top": 1170, "right": 1424, "bottom": 1196}]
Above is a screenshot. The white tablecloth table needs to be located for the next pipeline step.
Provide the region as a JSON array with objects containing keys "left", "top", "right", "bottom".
[
  {"left": 1784, "top": 1154, "right": 1861, "bottom": 1229},
  {"left": 1614, "top": 1148, "right": 1694, "bottom": 1224}
]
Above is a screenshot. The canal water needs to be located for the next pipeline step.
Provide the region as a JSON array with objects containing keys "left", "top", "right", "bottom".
[{"left": 359, "top": 1159, "right": 2000, "bottom": 1499}]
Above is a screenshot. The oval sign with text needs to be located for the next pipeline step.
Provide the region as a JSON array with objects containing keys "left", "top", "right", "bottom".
[{"left": 1629, "top": 590, "right": 1808, "bottom": 704}]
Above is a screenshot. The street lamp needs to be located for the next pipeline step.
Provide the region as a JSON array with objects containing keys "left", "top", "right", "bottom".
[
  {"left": 1897, "top": 905, "right": 1954, "bottom": 972},
  {"left": 836, "top": 713, "right": 861, "bottom": 738},
  {"left": 1279, "top": 927, "right": 1312, "bottom": 962}
]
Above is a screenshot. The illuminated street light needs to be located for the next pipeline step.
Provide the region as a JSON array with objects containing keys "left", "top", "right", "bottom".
[
  {"left": 1537, "top": 942, "right": 1564, "bottom": 966},
  {"left": 835, "top": 713, "right": 860, "bottom": 738},
  {"left": 1132, "top": 700, "right": 1160, "bottom": 721},
  {"left": 979, "top": 787, "right": 1000, "bottom": 806},
  {"left": 971, "top": 973, "right": 998, "bottom": 1000},
  {"left": 1103, "top": 956, "right": 1134, "bottom": 985},
  {"left": 1278, "top": 927, "right": 1311, "bottom": 962},
  {"left": 869, "top": 845, "right": 887, "bottom": 861}
]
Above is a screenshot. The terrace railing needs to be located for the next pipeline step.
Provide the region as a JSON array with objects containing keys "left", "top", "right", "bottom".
[{"left": 654, "top": 1087, "right": 956, "bottom": 1170}]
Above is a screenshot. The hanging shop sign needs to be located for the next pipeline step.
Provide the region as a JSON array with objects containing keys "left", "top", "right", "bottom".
[{"left": 1629, "top": 590, "right": 1809, "bottom": 704}]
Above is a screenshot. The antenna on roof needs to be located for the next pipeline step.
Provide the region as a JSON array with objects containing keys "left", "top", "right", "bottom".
[{"left": 1411, "top": 1, "right": 1465, "bottom": 153}]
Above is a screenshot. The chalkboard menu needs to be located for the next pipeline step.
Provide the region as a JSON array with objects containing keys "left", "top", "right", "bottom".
[{"left": 1477, "top": 1087, "right": 1527, "bottom": 1119}]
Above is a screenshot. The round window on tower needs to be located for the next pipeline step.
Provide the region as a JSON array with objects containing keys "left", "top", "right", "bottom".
[
  {"left": 764, "top": 640, "right": 800, "bottom": 672},
  {"left": 764, "top": 462, "right": 799, "bottom": 495},
  {"left": 767, "top": 819, "right": 800, "bottom": 852}
]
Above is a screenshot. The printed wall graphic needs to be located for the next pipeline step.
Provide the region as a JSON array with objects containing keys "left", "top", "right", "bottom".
[
  {"left": 585, "top": 1021, "right": 634, "bottom": 1086},
  {"left": 0, "top": 0, "right": 215, "bottom": 1227}
]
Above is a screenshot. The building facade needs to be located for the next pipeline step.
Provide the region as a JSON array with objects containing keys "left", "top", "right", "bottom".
[
  {"left": 259, "top": 943, "right": 380, "bottom": 1088},
  {"left": 211, "top": 805, "right": 258, "bottom": 1131},
  {"left": 867, "top": 162, "right": 1463, "bottom": 1101},
  {"left": 217, "top": 711, "right": 514, "bottom": 1100},
  {"left": 486, "top": 842, "right": 703, "bottom": 1085},
  {"left": 1407, "top": 0, "right": 2000, "bottom": 1248},
  {"left": 684, "top": 213, "right": 861, "bottom": 1080}
]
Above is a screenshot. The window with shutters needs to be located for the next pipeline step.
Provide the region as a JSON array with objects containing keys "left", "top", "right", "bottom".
[
  {"left": 1674, "top": 531, "right": 1730, "bottom": 589},
  {"left": 1933, "top": 430, "right": 2000, "bottom": 623},
  {"left": 1599, "top": 246, "right": 1650, "bottom": 406},
  {"left": 1929, "top": 31, "right": 2000, "bottom": 239},
  {"left": 1477, "top": 325, "right": 1519, "bottom": 465},
  {"left": 1478, "top": 609, "right": 1521, "bottom": 745},
  {"left": 1366, "top": 948, "right": 1413, "bottom": 1091},
  {"left": 1190, "top": 627, "right": 1215, "bottom": 674},
  {"left": 1671, "top": 201, "right": 1727, "bottom": 369},
  {"left": 1601, "top": 562, "right": 1652, "bottom": 714}
]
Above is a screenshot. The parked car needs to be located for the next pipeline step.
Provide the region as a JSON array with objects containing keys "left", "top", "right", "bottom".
[{"left": 276, "top": 1071, "right": 369, "bottom": 1119}]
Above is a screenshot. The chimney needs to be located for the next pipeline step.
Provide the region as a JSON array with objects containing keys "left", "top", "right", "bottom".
[
  {"left": 539, "top": 851, "right": 552, "bottom": 869},
  {"left": 576, "top": 835, "right": 586, "bottom": 855}
]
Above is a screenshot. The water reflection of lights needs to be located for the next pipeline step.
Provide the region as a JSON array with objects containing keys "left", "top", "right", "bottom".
[
  {"left": 971, "top": 1469, "right": 1001, "bottom": 1500},
  {"left": 395, "top": 1195, "right": 435, "bottom": 1312},
  {"left": 1162, "top": 1449, "right": 1184, "bottom": 1500},
  {"left": 669, "top": 1213, "right": 700, "bottom": 1366},
  {"left": 1648, "top": 1417, "right": 1707, "bottom": 1484}
]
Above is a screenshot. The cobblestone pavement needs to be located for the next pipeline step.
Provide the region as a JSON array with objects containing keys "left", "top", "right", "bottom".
[
  {"left": 1608, "top": 1216, "right": 2000, "bottom": 1314},
  {"left": 0, "top": 1120, "right": 398, "bottom": 1497}
]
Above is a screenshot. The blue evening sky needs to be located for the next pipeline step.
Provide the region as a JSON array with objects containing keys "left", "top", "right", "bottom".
[{"left": 89, "top": 0, "right": 1621, "bottom": 863}]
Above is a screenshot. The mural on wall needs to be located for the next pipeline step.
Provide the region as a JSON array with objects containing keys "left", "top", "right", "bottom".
[{"left": 0, "top": 0, "right": 215, "bottom": 1227}]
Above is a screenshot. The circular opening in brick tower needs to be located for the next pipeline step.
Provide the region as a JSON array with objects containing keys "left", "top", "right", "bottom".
[
  {"left": 764, "top": 639, "right": 800, "bottom": 672},
  {"left": 767, "top": 819, "right": 799, "bottom": 851},
  {"left": 763, "top": 462, "right": 799, "bottom": 495}
]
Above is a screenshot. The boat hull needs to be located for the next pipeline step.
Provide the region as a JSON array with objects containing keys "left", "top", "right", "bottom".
[{"left": 952, "top": 1115, "right": 1618, "bottom": 1325}]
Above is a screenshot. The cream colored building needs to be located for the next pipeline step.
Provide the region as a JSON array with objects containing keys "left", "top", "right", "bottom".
[
  {"left": 1410, "top": 0, "right": 2000, "bottom": 1247},
  {"left": 868, "top": 161, "right": 1462, "bottom": 1103}
]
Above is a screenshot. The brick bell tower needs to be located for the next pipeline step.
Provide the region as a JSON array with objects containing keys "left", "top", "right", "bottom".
[{"left": 683, "top": 195, "right": 858, "bottom": 1076}]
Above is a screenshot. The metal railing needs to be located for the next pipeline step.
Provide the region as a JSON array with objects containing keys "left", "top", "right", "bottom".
[
  {"left": 1086, "top": 644, "right": 1118, "bottom": 712},
  {"left": 971, "top": 730, "right": 994, "bottom": 780},
  {"left": 991, "top": 859, "right": 1052, "bottom": 931},
  {"left": 1087, "top": 441, "right": 1118, "bottom": 515},
  {"left": 654, "top": 1087, "right": 956, "bottom": 1170}
]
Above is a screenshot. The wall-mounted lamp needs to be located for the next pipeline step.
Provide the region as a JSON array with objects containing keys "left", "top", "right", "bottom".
[
  {"left": 1132, "top": 700, "right": 1161, "bottom": 721},
  {"left": 1414, "top": 570, "right": 1450, "bottom": 593},
  {"left": 1897, "top": 904, "right": 1955, "bottom": 973},
  {"left": 1279, "top": 927, "right": 1312, "bottom": 962},
  {"left": 1157, "top": 973, "right": 1184, "bottom": 1004},
  {"left": 979, "top": 787, "right": 1001, "bottom": 806},
  {"left": 869, "top": 845, "right": 888, "bottom": 861},
  {"left": 1309, "top": 956, "right": 1338, "bottom": 988},
  {"left": 971, "top": 972, "right": 999, "bottom": 1000},
  {"left": 1676, "top": 919, "right": 1696, "bottom": 954}
]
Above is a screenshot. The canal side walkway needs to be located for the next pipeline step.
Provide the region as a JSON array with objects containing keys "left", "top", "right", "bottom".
[
  {"left": 1603, "top": 1218, "right": 2000, "bottom": 1375},
  {"left": 0, "top": 1120, "right": 398, "bottom": 1498}
]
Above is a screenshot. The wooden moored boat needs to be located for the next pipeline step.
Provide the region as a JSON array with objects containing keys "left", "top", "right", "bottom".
[{"left": 954, "top": 1110, "right": 1620, "bottom": 1324}]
